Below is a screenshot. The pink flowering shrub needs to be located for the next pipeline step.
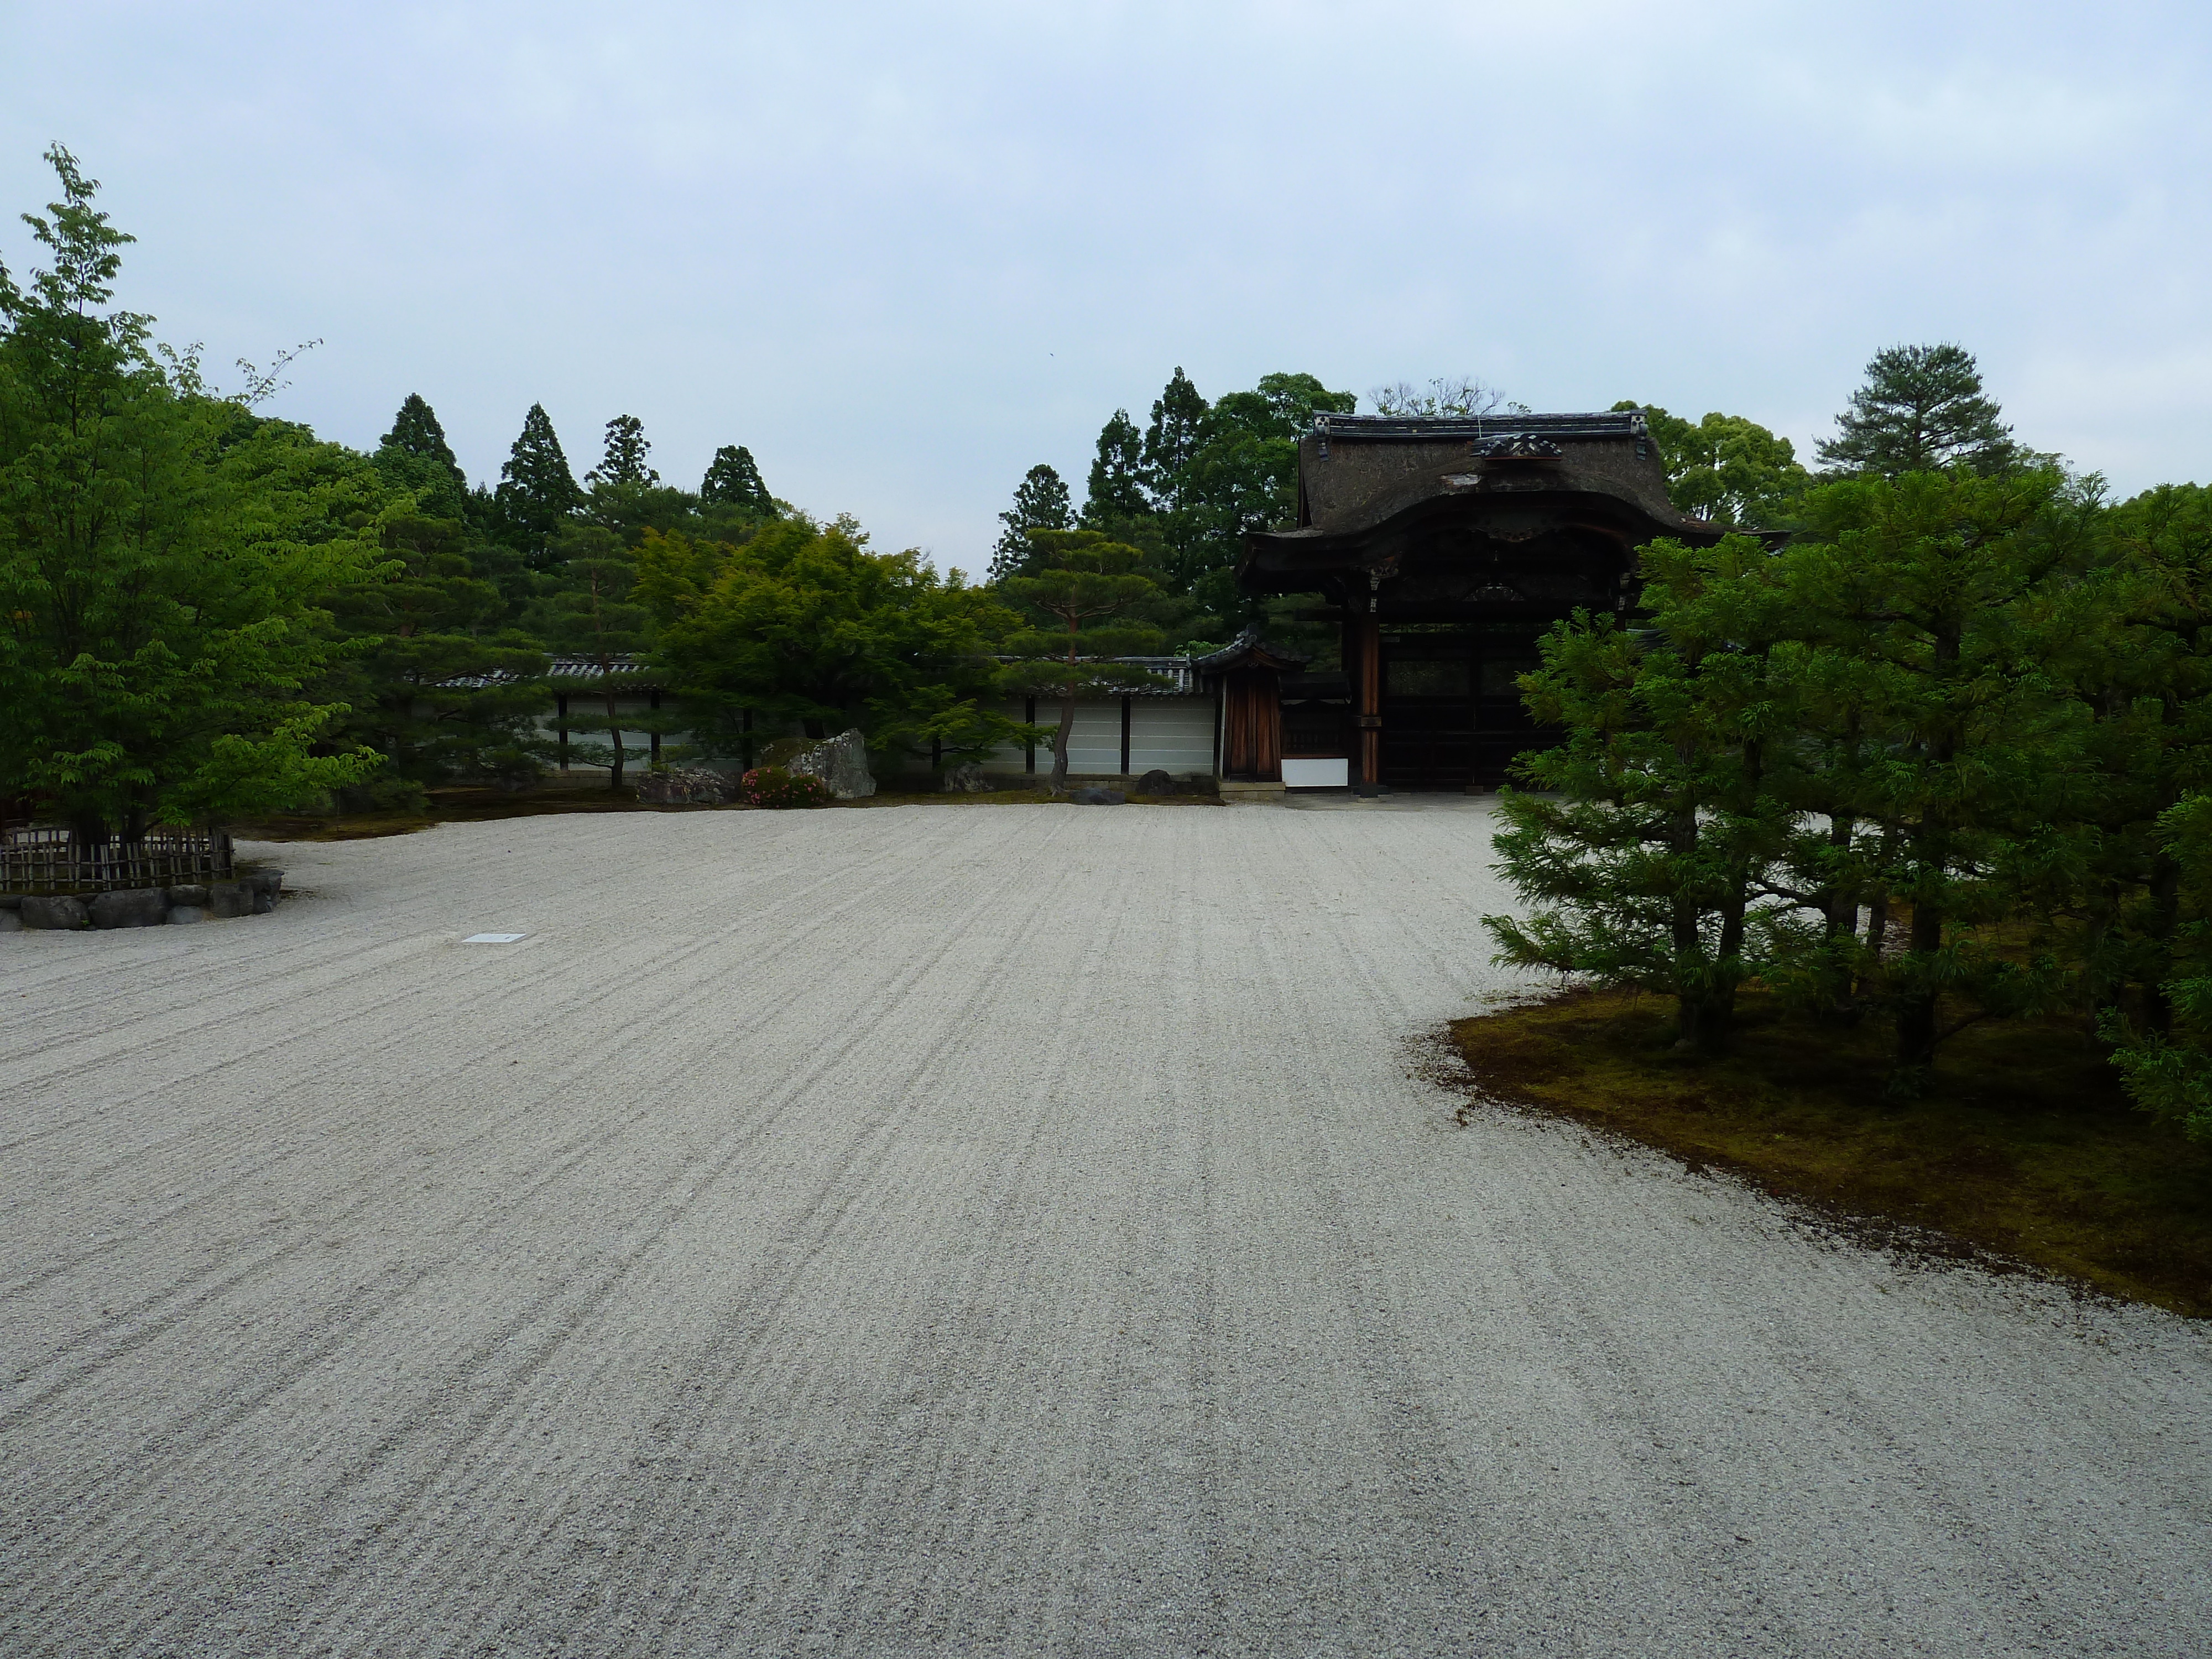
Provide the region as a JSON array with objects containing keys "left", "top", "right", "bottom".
[{"left": 740, "top": 765, "right": 832, "bottom": 808}]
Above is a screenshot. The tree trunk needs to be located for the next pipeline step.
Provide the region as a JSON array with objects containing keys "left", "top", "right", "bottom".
[
  {"left": 1050, "top": 690, "right": 1076, "bottom": 792},
  {"left": 603, "top": 682, "right": 625, "bottom": 791},
  {"left": 1896, "top": 896, "right": 1944, "bottom": 1067}
]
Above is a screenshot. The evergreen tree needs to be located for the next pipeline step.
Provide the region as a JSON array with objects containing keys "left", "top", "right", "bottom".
[
  {"left": 588, "top": 413, "right": 657, "bottom": 488},
  {"left": 1784, "top": 468, "right": 2079, "bottom": 1072},
  {"left": 1486, "top": 535, "right": 1802, "bottom": 1053},
  {"left": 988, "top": 463, "right": 1072, "bottom": 582},
  {"left": 997, "top": 530, "right": 1172, "bottom": 792},
  {"left": 519, "top": 524, "right": 658, "bottom": 789},
  {"left": 374, "top": 392, "right": 468, "bottom": 521},
  {"left": 700, "top": 443, "right": 777, "bottom": 516},
  {"left": 1817, "top": 343, "right": 2022, "bottom": 477},
  {"left": 1082, "top": 409, "right": 1147, "bottom": 528},
  {"left": 493, "top": 403, "right": 582, "bottom": 560},
  {"left": 1141, "top": 367, "right": 1209, "bottom": 516}
]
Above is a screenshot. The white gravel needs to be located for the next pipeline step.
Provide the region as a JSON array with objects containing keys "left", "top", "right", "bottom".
[{"left": 3, "top": 801, "right": 2207, "bottom": 1657}]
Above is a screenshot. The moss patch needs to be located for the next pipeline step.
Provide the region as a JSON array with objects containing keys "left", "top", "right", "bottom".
[{"left": 1449, "top": 987, "right": 2212, "bottom": 1317}]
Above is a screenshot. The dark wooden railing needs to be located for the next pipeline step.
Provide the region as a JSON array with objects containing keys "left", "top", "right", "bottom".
[{"left": 1, "top": 826, "right": 234, "bottom": 895}]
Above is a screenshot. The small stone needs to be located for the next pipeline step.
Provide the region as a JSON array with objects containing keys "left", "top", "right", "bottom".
[
  {"left": 21, "top": 895, "right": 90, "bottom": 930},
  {"left": 207, "top": 881, "right": 256, "bottom": 920},
  {"left": 1071, "top": 787, "right": 1127, "bottom": 805},
  {"left": 943, "top": 761, "right": 990, "bottom": 794},
  {"left": 1137, "top": 769, "right": 1174, "bottom": 796},
  {"left": 243, "top": 869, "right": 284, "bottom": 897},
  {"left": 0, "top": 909, "right": 23, "bottom": 932},
  {"left": 635, "top": 768, "right": 734, "bottom": 806},
  {"left": 90, "top": 889, "right": 171, "bottom": 929},
  {"left": 166, "top": 905, "right": 206, "bottom": 926},
  {"left": 166, "top": 884, "right": 209, "bottom": 907}
]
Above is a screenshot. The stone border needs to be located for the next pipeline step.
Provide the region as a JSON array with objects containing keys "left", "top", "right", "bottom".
[{"left": 0, "top": 870, "right": 284, "bottom": 932}]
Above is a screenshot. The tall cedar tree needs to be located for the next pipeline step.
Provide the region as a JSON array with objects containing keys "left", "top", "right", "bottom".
[
  {"left": 374, "top": 392, "right": 468, "bottom": 519},
  {"left": 1082, "top": 409, "right": 1147, "bottom": 528},
  {"left": 1486, "top": 535, "right": 1799, "bottom": 1053},
  {"left": 700, "top": 444, "right": 777, "bottom": 517},
  {"left": 589, "top": 414, "right": 656, "bottom": 487},
  {"left": 1142, "top": 368, "right": 1211, "bottom": 585},
  {"left": 494, "top": 403, "right": 582, "bottom": 561},
  {"left": 997, "top": 530, "right": 1171, "bottom": 792},
  {"left": 0, "top": 145, "right": 385, "bottom": 839},
  {"left": 636, "top": 517, "right": 1021, "bottom": 761},
  {"left": 989, "top": 463, "right": 1072, "bottom": 582},
  {"left": 1818, "top": 343, "right": 2021, "bottom": 477}
]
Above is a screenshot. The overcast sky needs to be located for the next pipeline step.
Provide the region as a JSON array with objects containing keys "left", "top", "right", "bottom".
[{"left": 4, "top": 2, "right": 2208, "bottom": 569}]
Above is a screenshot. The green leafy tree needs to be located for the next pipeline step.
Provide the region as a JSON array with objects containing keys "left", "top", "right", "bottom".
[
  {"left": 1486, "top": 535, "right": 1800, "bottom": 1053},
  {"left": 700, "top": 443, "right": 777, "bottom": 517},
  {"left": 493, "top": 402, "right": 582, "bottom": 562},
  {"left": 637, "top": 516, "right": 1021, "bottom": 765},
  {"left": 1615, "top": 402, "right": 1810, "bottom": 526},
  {"left": 998, "top": 530, "right": 1172, "bottom": 791},
  {"left": 1817, "top": 343, "right": 2025, "bottom": 478},
  {"left": 989, "top": 462, "right": 1072, "bottom": 582},
  {"left": 0, "top": 145, "right": 385, "bottom": 840}
]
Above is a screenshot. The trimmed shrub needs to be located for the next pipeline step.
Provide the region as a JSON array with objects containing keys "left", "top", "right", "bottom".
[{"left": 740, "top": 765, "right": 831, "bottom": 809}]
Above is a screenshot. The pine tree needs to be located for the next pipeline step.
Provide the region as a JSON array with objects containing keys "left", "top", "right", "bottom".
[
  {"left": 1082, "top": 409, "right": 1147, "bottom": 527},
  {"left": 700, "top": 443, "right": 776, "bottom": 516},
  {"left": 988, "top": 463, "right": 1072, "bottom": 582},
  {"left": 1485, "top": 535, "right": 1801, "bottom": 1053},
  {"left": 493, "top": 403, "right": 582, "bottom": 560},
  {"left": 997, "top": 531, "right": 1172, "bottom": 792},
  {"left": 1817, "top": 343, "right": 2021, "bottom": 477},
  {"left": 588, "top": 414, "right": 657, "bottom": 488},
  {"left": 374, "top": 392, "right": 467, "bottom": 520},
  {"left": 1785, "top": 468, "right": 2078, "bottom": 1072}
]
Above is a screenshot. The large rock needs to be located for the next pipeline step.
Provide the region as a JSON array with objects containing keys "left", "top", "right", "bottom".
[
  {"left": 166, "top": 905, "right": 206, "bottom": 926},
  {"left": 1137, "top": 769, "right": 1175, "bottom": 796},
  {"left": 942, "top": 761, "right": 990, "bottom": 794},
  {"left": 1070, "top": 787, "right": 1127, "bottom": 806},
  {"left": 635, "top": 768, "right": 734, "bottom": 806},
  {"left": 20, "top": 895, "right": 89, "bottom": 930},
  {"left": 244, "top": 869, "right": 285, "bottom": 897},
  {"left": 166, "top": 883, "right": 209, "bottom": 907},
  {"left": 789, "top": 729, "right": 875, "bottom": 799},
  {"left": 0, "top": 909, "right": 22, "bottom": 932},
  {"left": 90, "top": 888, "right": 170, "bottom": 929},
  {"left": 206, "top": 880, "right": 257, "bottom": 920}
]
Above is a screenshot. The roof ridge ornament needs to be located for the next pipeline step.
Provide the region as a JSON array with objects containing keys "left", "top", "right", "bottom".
[{"left": 1473, "top": 434, "right": 1563, "bottom": 460}]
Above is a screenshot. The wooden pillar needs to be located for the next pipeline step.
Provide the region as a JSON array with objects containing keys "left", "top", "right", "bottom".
[
  {"left": 556, "top": 692, "right": 570, "bottom": 771},
  {"left": 648, "top": 688, "right": 662, "bottom": 766},
  {"left": 1356, "top": 617, "right": 1382, "bottom": 787},
  {"left": 1119, "top": 696, "right": 1133, "bottom": 776}
]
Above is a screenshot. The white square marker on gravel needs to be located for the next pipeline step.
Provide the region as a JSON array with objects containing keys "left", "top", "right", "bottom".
[{"left": 462, "top": 932, "right": 528, "bottom": 944}]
